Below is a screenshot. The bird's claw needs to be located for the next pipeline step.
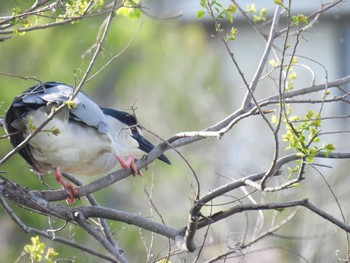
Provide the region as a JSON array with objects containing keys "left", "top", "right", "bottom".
[
  {"left": 53, "top": 167, "right": 79, "bottom": 204},
  {"left": 64, "top": 185, "right": 79, "bottom": 205},
  {"left": 116, "top": 155, "right": 142, "bottom": 176}
]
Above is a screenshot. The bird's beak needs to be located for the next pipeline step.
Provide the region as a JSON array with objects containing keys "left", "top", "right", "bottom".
[{"left": 132, "top": 134, "right": 171, "bottom": 165}]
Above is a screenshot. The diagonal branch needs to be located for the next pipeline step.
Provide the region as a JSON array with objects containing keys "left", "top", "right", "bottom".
[
  {"left": 241, "top": 4, "right": 281, "bottom": 108},
  {"left": 73, "top": 210, "right": 127, "bottom": 263},
  {"left": 0, "top": 195, "right": 118, "bottom": 262}
]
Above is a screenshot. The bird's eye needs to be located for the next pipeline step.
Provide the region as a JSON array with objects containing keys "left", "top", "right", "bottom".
[{"left": 130, "top": 126, "right": 138, "bottom": 134}]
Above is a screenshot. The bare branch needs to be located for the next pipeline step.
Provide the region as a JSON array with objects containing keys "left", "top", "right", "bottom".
[
  {"left": 242, "top": 4, "right": 281, "bottom": 107},
  {"left": 73, "top": 210, "right": 127, "bottom": 263},
  {"left": 264, "top": 75, "right": 350, "bottom": 102},
  {"left": 0, "top": 195, "right": 118, "bottom": 262}
]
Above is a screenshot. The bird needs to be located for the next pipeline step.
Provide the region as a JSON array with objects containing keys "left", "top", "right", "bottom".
[{"left": 4, "top": 81, "right": 170, "bottom": 203}]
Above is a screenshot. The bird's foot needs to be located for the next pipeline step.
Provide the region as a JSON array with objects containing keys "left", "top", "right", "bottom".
[
  {"left": 53, "top": 167, "right": 79, "bottom": 204},
  {"left": 116, "top": 155, "right": 142, "bottom": 176}
]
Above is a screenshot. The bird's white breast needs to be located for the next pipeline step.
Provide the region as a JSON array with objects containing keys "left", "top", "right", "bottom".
[{"left": 24, "top": 107, "right": 118, "bottom": 176}]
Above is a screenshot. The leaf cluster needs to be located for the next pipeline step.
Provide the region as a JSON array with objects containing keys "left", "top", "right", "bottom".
[
  {"left": 246, "top": 4, "right": 267, "bottom": 23},
  {"left": 10, "top": 7, "right": 32, "bottom": 36},
  {"left": 23, "top": 236, "right": 59, "bottom": 263},
  {"left": 281, "top": 110, "right": 335, "bottom": 163},
  {"left": 291, "top": 14, "right": 309, "bottom": 26},
  {"left": 58, "top": 0, "right": 105, "bottom": 22},
  {"left": 197, "top": 0, "right": 238, "bottom": 42},
  {"left": 116, "top": 0, "right": 142, "bottom": 20}
]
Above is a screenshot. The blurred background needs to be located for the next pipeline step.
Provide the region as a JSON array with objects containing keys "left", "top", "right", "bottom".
[{"left": 0, "top": 0, "right": 350, "bottom": 262}]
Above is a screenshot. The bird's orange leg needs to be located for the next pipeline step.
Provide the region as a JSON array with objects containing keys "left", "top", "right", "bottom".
[
  {"left": 116, "top": 155, "right": 142, "bottom": 176},
  {"left": 53, "top": 167, "right": 79, "bottom": 204}
]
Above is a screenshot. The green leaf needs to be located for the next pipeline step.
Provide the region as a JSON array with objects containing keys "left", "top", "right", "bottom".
[
  {"left": 308, "top": 148, "right": 317, "bottom": 157},
  {"left": 116, "top": 0, "right": 142, "bottom": 20},
  {"left": 310, "top": 127, "right": 317, "bottom": 135},
  {"left": 197, "top": 10, "right": 206, "bottom": 19},
  {"left": 12, "top": 7, "right": 21, "bottom": 16},
  {"left": 271, "top": 115, "right": 278, "bottom": 124},
  {"left": 314, "top": 120, "right": 321, "bottom": 127},
  {"left": 215, "top": 1, "right": 223, "bottom": 8},
  {"left": 292, "top": 14, "right": 309, "bottom": 26},
  {"left": 226, "top": 27, "right": 237, "bottom": 42},
  {"left": 313, "top": 137, "right": 319, "bottom": 143},
  {"left": 63, "top": 100, "right": 77, "bottom": 109},
  {"left": 306, "top": 156, "right": 314, "bottom": 163},
  {"left": 290, "top": 115, "right": 300, "bottom": 122},
  {"left": 226, "top": 4, "right": 237, "bottom": 14},
  {"left": 297, "top": 14, "right": 308, "bottom": 24},
  {"left": 290, "top": 183, "right": 299, "bottom": 188},
  {"left": 324, "top": 143, "right": 335, "bottom": 152},
  {"left": 305, "top": 109, "right": 314, "bottom": 119},
  {"left": 13, "top": 27, "right": 27, "bottom": 36},
  {"left": 269, "top": 59, "right": 280, "bottom": 67},
  {"left": 21, "top": 19, "right": 31, "bottom": 28},
  {"left": 13, "top": 27, "right": 19, "bottom": 35},
  {"left": 246, "top": 3, "right": 256, "bottom": 13},
  {"left": 24, "top": 244, "right": 31, "bottom": 254},
  {"left": 50, "top": 127, "right": 61, "bottom": 136},
  {"left": 224, "top": 11, "right": 233, "bottom": 23},
  {"left": 288, "top": 72, "right": 297, "bottom": 80}
]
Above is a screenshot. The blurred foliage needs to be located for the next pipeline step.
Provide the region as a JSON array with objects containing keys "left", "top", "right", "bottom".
[
  {"left": 116, "top": 0, "right": 142, "bottom": 19},
  {"left": 21, "top": 236, "right": 59, "bottom": 263},
  {"left": 0, "top": 1, "right": 225, "bottom": 262}
]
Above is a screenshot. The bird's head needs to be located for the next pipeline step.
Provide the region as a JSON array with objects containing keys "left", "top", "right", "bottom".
[{"left": 101, "top": 108, "right": 171, "bottom": 165}]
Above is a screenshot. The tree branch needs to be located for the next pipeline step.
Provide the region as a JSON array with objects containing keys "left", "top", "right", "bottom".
[
  {"left": 73, "top": 210, "right": 128, "bottom": 263},
  {"left": 0, "top": 189, "right": 118, "bottom": 262},
  {"left": 242, "top": 4, "right": 281, "bottom": 108}
]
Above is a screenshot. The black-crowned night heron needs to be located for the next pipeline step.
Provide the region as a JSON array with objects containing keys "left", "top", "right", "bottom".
[{"left": 4, "top": 82, "right": 170, "bottom": 203}]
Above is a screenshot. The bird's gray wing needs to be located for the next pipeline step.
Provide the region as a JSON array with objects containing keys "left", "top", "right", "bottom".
[
  {"left": 5, "top": 82, "right": 111, "bottom": 173},
  {"left": 13, "top": 82, "right": 109, "bottom": 133}
]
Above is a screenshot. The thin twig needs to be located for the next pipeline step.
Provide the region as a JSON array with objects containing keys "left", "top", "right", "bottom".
[
  {"left": 242, "top": 4, "right": 281, "bottom": 107},
  {"left": 70, "top": 0, "right": 119, "bottom": 99},
  {"left": 311, "top": 165, "right": 350, "bottom": 257},
  {"left": 86, "top": 23, "right": 143, "bottom": 82}
]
